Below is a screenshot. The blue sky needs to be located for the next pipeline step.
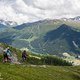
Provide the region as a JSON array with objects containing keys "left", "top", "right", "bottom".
[{"left": 0, "top": 0, "right": 80, "bottom": 24}]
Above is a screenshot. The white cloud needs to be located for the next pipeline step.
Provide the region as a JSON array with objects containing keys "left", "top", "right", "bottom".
[{"left": 0, "top": 0, "right": 80, "bottom": 24}]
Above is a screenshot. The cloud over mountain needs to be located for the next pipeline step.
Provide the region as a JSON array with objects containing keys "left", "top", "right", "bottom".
[{"left": 0, "top": 0, "right": 80, "bottom": 24}]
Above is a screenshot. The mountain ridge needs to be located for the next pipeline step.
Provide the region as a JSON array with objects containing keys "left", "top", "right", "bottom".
[{"left": 0, "top": 19, "right": 80, "bottom": 57}]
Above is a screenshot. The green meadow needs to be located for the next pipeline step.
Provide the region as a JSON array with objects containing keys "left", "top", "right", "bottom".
[{"left": 0, "top": 63, "right": 80, "bottom": 80}]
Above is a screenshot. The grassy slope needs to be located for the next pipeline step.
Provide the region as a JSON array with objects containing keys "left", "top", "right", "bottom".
[
  {"left": 0, "top": 63, "right": 80, "bottom": 80},
  {"left": 0, "top": 43, "right": 80, "bottom": 80}
]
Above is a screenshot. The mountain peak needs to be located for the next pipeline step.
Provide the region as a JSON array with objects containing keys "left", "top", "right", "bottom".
[
  {"left": 0, "top": 19, "right": 17, "bottom": 27},
  {"left": 44, "top": 24, "right": 77, "bottom": 42},
  {"left": 57, "top": 24, "right": 72, "bottom": 31},
  {"left": 70, "top": 16, "right": 80, "bottom": 21}
]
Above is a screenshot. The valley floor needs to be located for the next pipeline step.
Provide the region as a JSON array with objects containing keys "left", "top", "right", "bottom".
[{"left": 0, "top": 63, "right": 80, "bottom": 80}]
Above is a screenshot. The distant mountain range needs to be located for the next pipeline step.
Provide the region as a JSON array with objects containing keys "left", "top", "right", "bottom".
[
  {"left": 0, "top": 16, "right": 80, "bottom": 57},
  {"left": 61, "top": 16, "right": 80, "bottom": 21},
  {"left": 70, "top": 16, "right": 80, "bottom": 21},
  {"left": 0, "top": 20, "right": 17, "bottom": 27}
]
